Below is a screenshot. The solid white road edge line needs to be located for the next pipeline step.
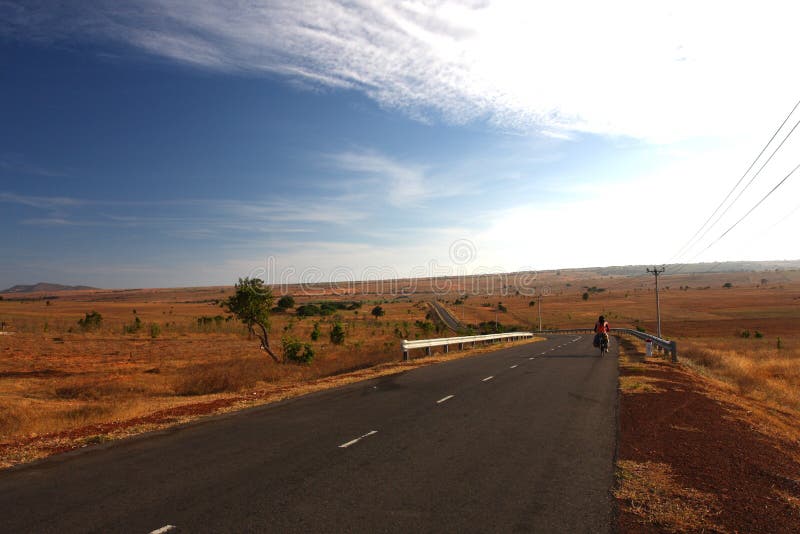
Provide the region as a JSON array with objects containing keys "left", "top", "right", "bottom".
[
  {"left": 437, "top": 395, "right": 455, "bottom": 404},
  {"left": 149, "top": 526, "right": 176, "bottom": 534},
  {"left": 338, "top": 430, "right": 378, "bottom": 449},
  {"left": 510, "top": 364, "right": 518, "bottom": 369},
  {"left": 482, "top": 376, "right": 494, "bottom": 382}
]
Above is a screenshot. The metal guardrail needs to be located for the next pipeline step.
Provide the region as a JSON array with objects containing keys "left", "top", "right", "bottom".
[
  {"left": 534, "top": 328, "right": 677, "bottom": 362},
  {"left": 402, "top": 331, "right": 534, "bottom": 361}
]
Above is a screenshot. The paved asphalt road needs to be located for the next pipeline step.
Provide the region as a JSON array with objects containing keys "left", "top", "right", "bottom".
[
  {"left": 429, "top": 301, "right": 462, "bottom": 331},
  {"left": 0, "top": 335, "right": 618, "bottom": 533}
]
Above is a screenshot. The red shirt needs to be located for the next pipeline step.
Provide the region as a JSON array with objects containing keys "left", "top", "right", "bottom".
[{"left": 594, "top": 321, "right": 609, "bottom": 333}]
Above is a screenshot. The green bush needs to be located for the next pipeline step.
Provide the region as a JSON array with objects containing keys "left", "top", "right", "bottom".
[
  {"left": 371, "top": 305, "right": 385, "bottom": 318},
  {"left": 740, "top": 329, "right": 750, "bottom": 338},
  {"left": 582, "top": 292, "right": 589, "bottom": 301},
  {"left": 414, "top": 320, "right": 434, "bottom": 334},
  {"left": 277, "top": 295, "right": 295, "bottom": 309},
  {"left": 330, "top": 323, "right": 346, "bottom": 345},
  {"left": 150, "top": 323, "right": 161, "bottom": 339},
  {"left": 754, "top": 331, "right": 763, "bottom": 339},
  {"left": 310, "top": 322, "right": 320, "bottom": 341},
  {"left": 282, "top": 337, "right": 314, "bottom": 364},
  {"left": 77, "top": 311, "right": 103, "bottom": 331}
]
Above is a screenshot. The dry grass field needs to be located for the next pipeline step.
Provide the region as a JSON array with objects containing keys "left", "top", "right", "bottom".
[
  {"left": 1, "top": 266, "right": 798, "bottom": 468},
  {"left": 0, "top": 287, "right": 445, "bottom": 456}
]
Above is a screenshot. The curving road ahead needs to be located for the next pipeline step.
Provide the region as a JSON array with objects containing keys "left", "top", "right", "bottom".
[
  {"left": 0, "top": 335, "right": 618, "bottom": 533},
  {"left": 429, "top": 300, "right": 463, "bottom": 331}
]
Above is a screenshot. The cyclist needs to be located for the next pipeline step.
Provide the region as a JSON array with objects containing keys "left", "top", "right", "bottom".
[{"left": 593, "top": 315, "right": 610, "bottom": 348}]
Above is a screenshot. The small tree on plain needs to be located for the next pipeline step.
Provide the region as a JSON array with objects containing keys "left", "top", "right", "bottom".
[
  {"left": 371, "top": 305, "right": 385, "bottom": 319},
  {"left": 223, "top": 277, "right": 280, "bottom": 362}
]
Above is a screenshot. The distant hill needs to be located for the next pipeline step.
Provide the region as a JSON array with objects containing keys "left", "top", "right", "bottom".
[{"left": 1, "top": 283, "right": 98, "bottom": 294}]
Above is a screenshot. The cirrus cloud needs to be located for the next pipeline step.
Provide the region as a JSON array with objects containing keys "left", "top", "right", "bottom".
[{"left": 2, "top": 1, "right": 799, "bottom": 142}]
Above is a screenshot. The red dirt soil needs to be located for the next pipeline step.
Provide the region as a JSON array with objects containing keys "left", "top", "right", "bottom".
[{"left": 617, "top": 342, "right": 800, "bottom": 533}]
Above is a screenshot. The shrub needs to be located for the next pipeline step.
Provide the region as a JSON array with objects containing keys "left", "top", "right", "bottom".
[
  {"left": 754, "top": 331, "right": 763, "bottom": 339},
  {"left": 282, "top": 337, "right": 315, "bottom": 364},
  {"left": 635, "top": 325, "right": 646, "bottom": 333},
  {"left": 124, "top": 316, "right": 143, "bottom": 334},
  {"left": 371, "top": 305, "right": 385, "bottom": 318},
  {"left": 296, "top": 304, "right": 321, "bottom": 317},
  {"left": 330, "top": 323, "right": 346, "bottom": 345},
  {"left": 277, "top": 295, "right": 295, "bottom": 309},
  {"left": 740, "top": 330, "right": 750, "bottom": 338},
  {"left": 77, "top": 311, "right": 103, "bottom": 331},
  {"left": 529, "top": 300, "right": 536, "bottom": 307},
  {"left": 414, "top": 320, "right": 434, "bottom": 334},
  {"left": 498, "top": 303, "right": 507, "bottom": 313},
  {"left": 582, "top": 292, "right": 589, "bottom": 301},
  {"left": 310, "top": 322, "right": 320, "bottom": 341},
  {"left": 149, "top": 323, "right": 161, "bottom": 339},
  {"left": 723, "top": 282, "right": 733, "bottom": 288}
]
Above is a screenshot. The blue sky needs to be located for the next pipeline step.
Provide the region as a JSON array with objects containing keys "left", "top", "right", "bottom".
[{"left": 2, "top": 1, "right": 799, "bottom": 289}]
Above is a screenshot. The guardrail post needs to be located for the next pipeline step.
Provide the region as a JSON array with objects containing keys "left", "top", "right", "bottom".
[
  {"left": 670, "top": 341, "right": 678, "bottom": 363},
  {"left": 403, "top": 349, "right": 409, "bottom": 361},
  {"left": 444, "top": 344, "right": 449, "bottom": 354},
  {"left": 459, "top": 342, "right": 464, "bottom": 351},
  {"left": 426, "top": 346, "right": 432, "bottom": 356}
]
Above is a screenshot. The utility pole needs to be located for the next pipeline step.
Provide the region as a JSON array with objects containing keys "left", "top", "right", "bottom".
[{"left": 647, "top": 266, "right": 666, "bottom": 338}]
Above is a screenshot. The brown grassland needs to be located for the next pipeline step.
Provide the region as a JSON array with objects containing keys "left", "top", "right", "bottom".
[{"left": 1, "top": 267, "right": 799, "bottom": 489}]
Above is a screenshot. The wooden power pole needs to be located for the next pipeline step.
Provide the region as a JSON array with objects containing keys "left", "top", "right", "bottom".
[{"left": 647, "top": 266, "right": 666, "bottom": 338}]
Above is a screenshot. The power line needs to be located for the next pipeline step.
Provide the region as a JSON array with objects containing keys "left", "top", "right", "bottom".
[
  {"left": 689, "top": 118, "right": 800, "bottom": 248},
  {"left": 671, "top": 98, "right": 800, "bottom": 262},
  {"left": 765, "top": 202, "right": 800, "bottom": 231},
  {"left": 691, "top": 161, "right": 800, "bottom": 259}
]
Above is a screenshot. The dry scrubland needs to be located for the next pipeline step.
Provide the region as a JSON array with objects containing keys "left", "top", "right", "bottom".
[
  {"left": 0, "top": 286, "right": 443, "bottom": 444},
  {"left": 1, "top": 267, "right": 799, "bottom": 465}
]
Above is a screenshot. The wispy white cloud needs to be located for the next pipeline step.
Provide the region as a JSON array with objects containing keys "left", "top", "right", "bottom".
[
  {"left": 1, "top": 190, "right": 368, "bottom": 234},
  {"left": 3, "top": 1, "right": 798, "bottom": 141},
  {"left": 332, "top": 150, "right": 429, "bottom": 207},
  {"left": 0, "top": 192, "right": 84, "bottom": 209}
]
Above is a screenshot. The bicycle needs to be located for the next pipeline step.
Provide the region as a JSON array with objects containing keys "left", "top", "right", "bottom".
[{"left": 599, "top": 334, "right": 609, "bottom": 356}]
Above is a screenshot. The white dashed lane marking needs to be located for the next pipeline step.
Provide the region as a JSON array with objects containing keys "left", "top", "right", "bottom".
[
  {"left": 437, "top": 395, "right": 455, "bottom": 404},
  {"left": 482, "top": 376, "right": 494, "bottom": 382},
  {"left": 150, "top": 526, "right": 176, "bottom": 534},
  {"left": 338, "top": 430, "right": 378, "bottom": 449},
  {"left": 510, "top": 364, "right": 518, "bottom": 369}
]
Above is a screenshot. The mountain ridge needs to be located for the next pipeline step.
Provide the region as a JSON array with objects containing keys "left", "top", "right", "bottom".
[{"left": 1, "top": 283, "right": 98, "bottom": 294}]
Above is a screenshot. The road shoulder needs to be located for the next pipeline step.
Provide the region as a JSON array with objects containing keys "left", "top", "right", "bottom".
[{"left": 615, "top": 336, "right": 800, "bottom": 533}]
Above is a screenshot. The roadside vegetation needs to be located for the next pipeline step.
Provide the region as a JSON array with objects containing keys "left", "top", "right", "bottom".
[{"left": 1, "top": 267, "right": 798, "bottom": 471}]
